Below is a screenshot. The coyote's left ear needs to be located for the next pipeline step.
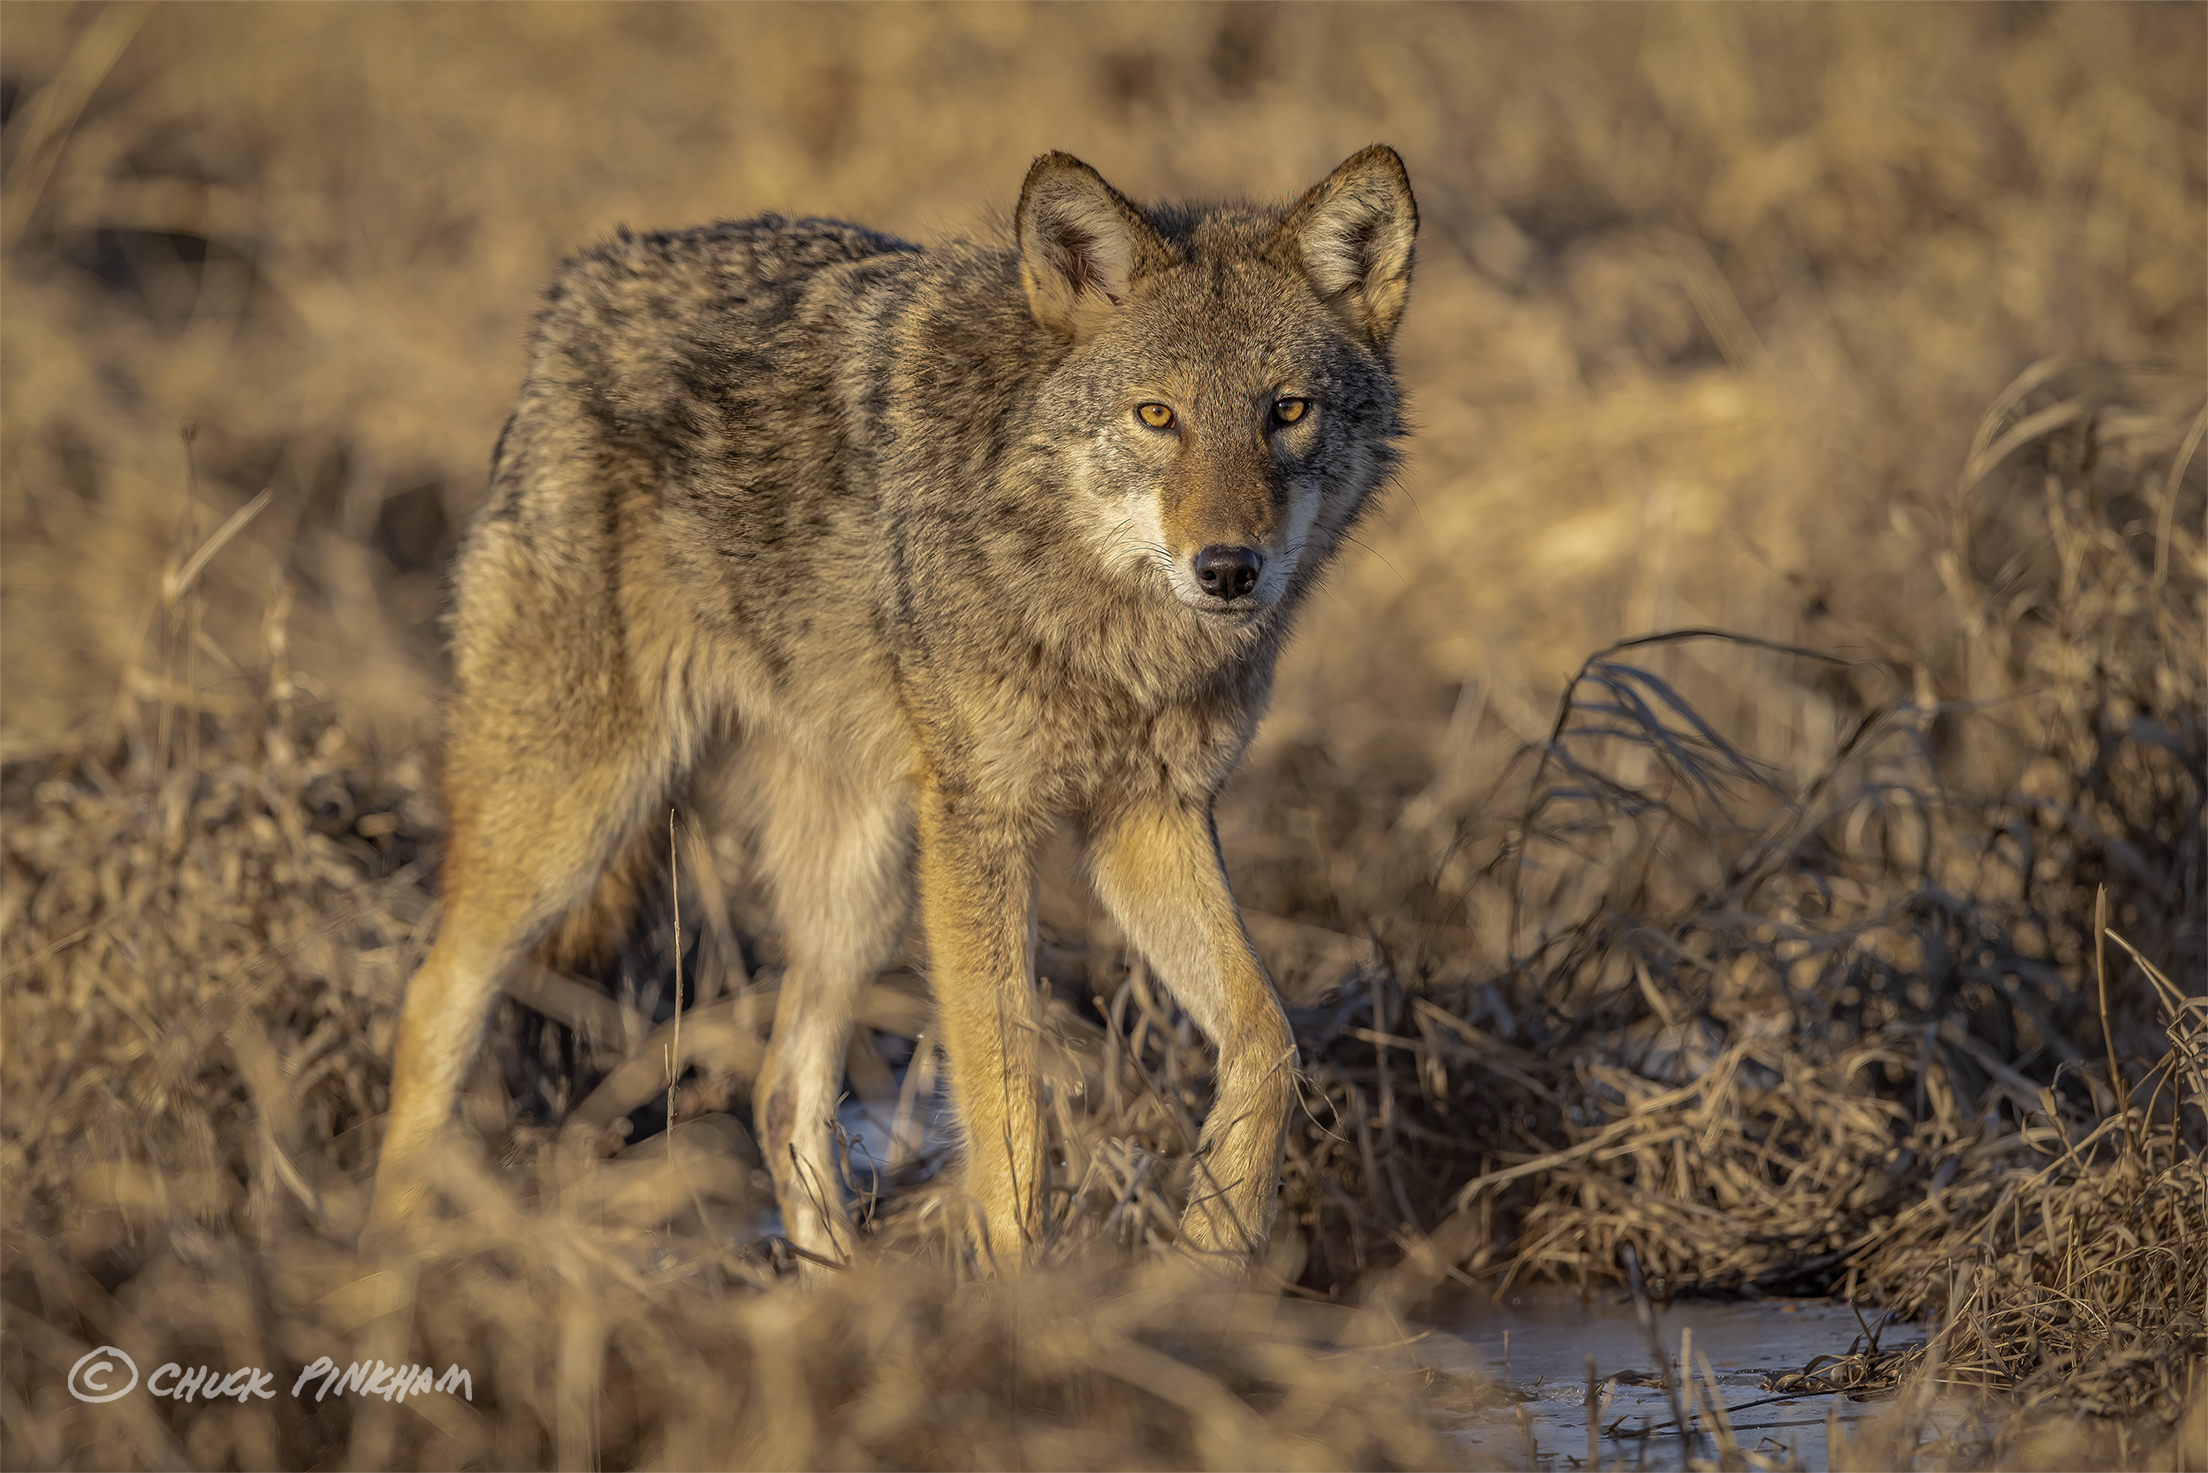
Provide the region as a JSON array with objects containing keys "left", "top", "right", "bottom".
[
  {"left": 1017, "top": 152, "right": 1174, "bottom": 342},
  {"left": 1272, "top": 144, "right": 1419, "bottom": 347}
]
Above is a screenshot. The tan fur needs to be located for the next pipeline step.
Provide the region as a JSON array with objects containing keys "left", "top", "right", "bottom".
[{"left": 369, "top": 147, "right": 1418, "bottom": 1273}]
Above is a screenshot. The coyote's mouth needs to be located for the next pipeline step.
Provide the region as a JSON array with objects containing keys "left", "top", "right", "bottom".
[{"left": 1174, "top": 589, "right": 1271, "bottom": 621}]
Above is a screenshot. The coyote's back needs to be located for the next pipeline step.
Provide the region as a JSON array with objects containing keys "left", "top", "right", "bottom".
[{"left": 372, "top": 147, "right": 1418, "bottom": 1273}]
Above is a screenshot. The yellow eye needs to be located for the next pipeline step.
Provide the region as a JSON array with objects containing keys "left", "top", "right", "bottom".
[
  {"left": 1274, "top": 398, "right": 1308, "bottom": 425},
  {"left": 1136, "top": 402, "right": 1175, "bottom": 430}
]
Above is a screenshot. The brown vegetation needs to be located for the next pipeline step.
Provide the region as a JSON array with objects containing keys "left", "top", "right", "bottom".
[{"left": 3, "top": 4, "right": 2202, "bottom": 1468}]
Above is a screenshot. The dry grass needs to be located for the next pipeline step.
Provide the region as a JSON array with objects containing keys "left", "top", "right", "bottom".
[{"left": 2, "top": 4, "right": 2203, "bottom": 1469}]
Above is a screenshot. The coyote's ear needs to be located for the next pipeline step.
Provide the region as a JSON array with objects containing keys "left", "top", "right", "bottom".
[
  {"left": 1272, "top": 144, "right": 1419, "bottom": 347},
  {"left": 1017, "top": 152, "right": 1170, "bottom": 342}
]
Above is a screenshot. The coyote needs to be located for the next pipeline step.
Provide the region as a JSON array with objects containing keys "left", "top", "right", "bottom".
[{"left": 370, "top": 145, "right": 1417, "bottom": 1270}]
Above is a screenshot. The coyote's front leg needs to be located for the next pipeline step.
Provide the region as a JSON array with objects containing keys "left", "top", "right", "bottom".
[
  {"left": 916, "top": 777, "right": 1047, "bottom": 1267},
  {"left": 1088, "top": 793, "right": 1298, "bottom": 1265}
]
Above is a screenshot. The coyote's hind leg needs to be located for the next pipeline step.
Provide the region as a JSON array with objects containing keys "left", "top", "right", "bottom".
[
  {"left": 745, "top": 738, "right": 913, "bottom": 1272},
  {"left": 915, "top": 777, "right": 1048, "bottom": 1269},
  {"left": 370, "top": 772, "right": 678, "bottom": 1238},
  {"left": 369, "top": 665, "right": 692, "bottom": 1243}
]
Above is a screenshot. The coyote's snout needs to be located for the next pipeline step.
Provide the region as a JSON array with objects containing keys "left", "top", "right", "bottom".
[
  {"left": 369, "top": 146, "right": 1417, "bottom": 1273},
  {"left": 1141, "top": 392, "right": 1303, "bottom": 614}
]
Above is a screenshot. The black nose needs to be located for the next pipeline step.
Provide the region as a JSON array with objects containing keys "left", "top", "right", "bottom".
[{"left": 1193, "top": 545, "right": 1262, "bottom": 600}]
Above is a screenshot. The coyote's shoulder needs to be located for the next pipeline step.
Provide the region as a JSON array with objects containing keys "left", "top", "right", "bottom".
[
  {"left": 482, "top": 214, "right": 923, "bottom": 542},
  {"left": 373, "top": 148, "right": 1418, "bottom": 1273}
]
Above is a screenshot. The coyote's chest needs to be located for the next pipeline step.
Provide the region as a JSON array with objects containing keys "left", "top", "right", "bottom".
[{"left": 944, "top": 644, "right": 1260, "bottom": 813}]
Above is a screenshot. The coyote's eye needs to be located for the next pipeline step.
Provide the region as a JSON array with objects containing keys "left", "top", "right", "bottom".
[
  {"left": 1272, "top": 398, "right": 1309, "bottom": 426},
  {"left": 1135, "top": 402, "right": 1176, "bottom": 431}
]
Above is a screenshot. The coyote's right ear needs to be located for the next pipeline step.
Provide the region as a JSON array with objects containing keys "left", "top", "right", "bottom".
[{"left": 1017, "top": 152, "right": 1171, "bottom": 342}]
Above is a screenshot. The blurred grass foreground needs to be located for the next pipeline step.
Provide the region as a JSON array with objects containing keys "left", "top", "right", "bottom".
[{"left": 2, "top": 4, "right": 2204, "bottom": 1469}]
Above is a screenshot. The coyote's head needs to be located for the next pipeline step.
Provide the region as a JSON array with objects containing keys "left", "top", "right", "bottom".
[{"left": 1017, "top": 145, "right": 1417, "bottom": 620}]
